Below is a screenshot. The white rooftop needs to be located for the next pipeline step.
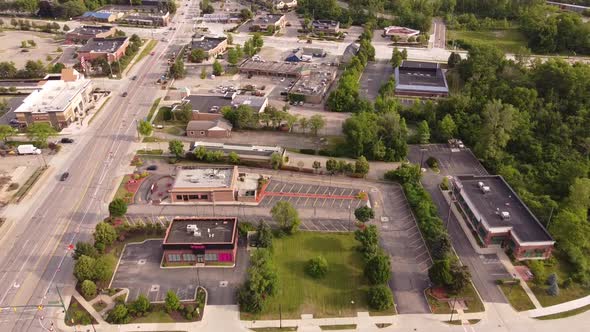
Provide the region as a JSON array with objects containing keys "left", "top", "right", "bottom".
[
  {"left": 14, "top": 79, "right": 91, "bottom": 114},
  {"left": 173, "top": 167, "right": 234, "bottom": 189},
  {"left": 193, "top": 141, "right": 283, "bottom": 153}
]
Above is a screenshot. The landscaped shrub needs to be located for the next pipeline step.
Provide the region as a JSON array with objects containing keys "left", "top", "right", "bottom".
[
  {"left": 106, "top": 304, "right": 129, "bottom": 324},
  {"left": 80, "top": 280, "right": 97, "bottom": 299},
  {"left": 299, "top": 148, "right": 316, "bottom": 155},
  {"left": 367, "top": 285, "right": 394, "bottom": 311},
  {"left": 306, "top": 256, "right": 329, "bottom": 279},
  {"left": 426, "top": 156, "right": 438, "bottom": 169},
  {"left": 364, "top": 253, "right": 391, "bottom": 285}
]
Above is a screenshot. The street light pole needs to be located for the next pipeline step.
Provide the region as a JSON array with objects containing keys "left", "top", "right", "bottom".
[
  {"left": 348, "top": 204, "right": 352, "bottom": 230},
  {"left": 449, "top": 296, "right": 457, "bottom": 323}
]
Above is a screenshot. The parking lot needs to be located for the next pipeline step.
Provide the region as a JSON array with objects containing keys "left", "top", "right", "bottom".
[
  {"left": 408, "top": 144, "right": 488, "bottom": 176},
  {"left": 359, "top": 60, "right": 394, "bottom": 101},
  {"left": 110, "top": 239, "right": 249, "bottom": 305},
  {"left": 259, "top": 180, "right": 366, "bottom": 210}
]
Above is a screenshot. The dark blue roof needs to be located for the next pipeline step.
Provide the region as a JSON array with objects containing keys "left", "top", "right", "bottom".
[{"left": 82, "top": 12, "right": 113, "bottom": 19}]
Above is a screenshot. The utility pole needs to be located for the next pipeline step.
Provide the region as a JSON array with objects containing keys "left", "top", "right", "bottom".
[
  {"left": 56, "top": 286, "right": 69, "bottom": 325},
  {"left": 279, "top": 303, "right": 282, "bottom": 329}
]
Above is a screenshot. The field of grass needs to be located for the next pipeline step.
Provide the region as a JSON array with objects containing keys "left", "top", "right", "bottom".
[
  {"left": 320, "top": 324, "right": 357, "bottom": 330},
  {"left": 527, "top": 253, "right": 590, "bottom": 307},
  {"left": 242, "top": 232, "right": 393, "bottom": 320},
  {"left": 113, "top": 175, "right": 132, "bottom": 201},
  {"left": 536, "top": 303, "right": 590, "bottom": 320},
  {"left": 447, "top": 29, "right": 528, "bottom": 53},
  {"left": 65, "top": 297, "right": 97, "bottom": 326},
  {"left": 146, "top": 97, "right": 161, "bottom": 122},
  {"left": 499, "top": 283, "right": 536, "bottom": 311},
  {"left": 132, "top": 309, "right": 176, "bottom": 323}
]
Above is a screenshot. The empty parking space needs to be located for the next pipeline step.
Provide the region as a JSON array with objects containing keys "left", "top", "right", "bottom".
[
  {"left": 260, "top": 180, "right": 366, "bottom": 209},
  {"left": 110, "top": 239, "right": 248, "bottom": 305},
  {"left": 408, "top": 144, "right": 488, "bottom": 176}
]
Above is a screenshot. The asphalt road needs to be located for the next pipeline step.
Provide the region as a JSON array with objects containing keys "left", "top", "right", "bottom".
[{"left": 0, "top": 2, "right": 197, "bottom": 330}]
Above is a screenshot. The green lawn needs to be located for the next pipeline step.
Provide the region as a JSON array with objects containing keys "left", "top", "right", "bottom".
[
  {"left": 132, "top": 310, "right": 176, "bottom": 323},
  {"left": 447, "top": 29, "right": 528, "bottom": 53},
  {"left": 65, "top": 298, "right": 97, "bottom": 326},
  {"left": 320, "top": 324, "right": 357, "bottom": 330},
  {"left": 499, "top": 283, "right": 536, "bottom": 311},
  {"left": 114, "top": 175, "right": 132, "bottom": 202},
  {"left": 526, "top": 253, "right": 590, "bottom": 307},
  {"left": 536, "top": 303, "right": 590, "bottom": 320},
  {"left": 242, "top": 232, "right": 393, "bottom": 320},
  {"left": 146, "top": 97, "right": 161, "bottom": 122}
]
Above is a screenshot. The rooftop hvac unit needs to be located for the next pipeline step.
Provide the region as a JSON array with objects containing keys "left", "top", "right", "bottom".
[
  {"left": 481, "top": 186, "right": 491, "bottom": 194},
  {"left": 193, "top": 230, "right": 202, "bottom": 237},
  {"left": 478, "top": 181, "right": 485, "bottom": 188},
  {"left": 501, "top": 211, "right": 510, "bottom": 220},
  {"left": 187, "top": 224, "right": 198, "bottom": 232}
]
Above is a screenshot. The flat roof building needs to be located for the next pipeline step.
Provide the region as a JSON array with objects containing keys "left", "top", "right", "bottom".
[
  {"left": 189, "top": 36, "right": 228, "bottom": 58},
  {"left": 162, "top": 217, "right": 238, "bottom": 266},
  {"left": 169, "top": 166, "right": 260, "bottom": 203},
  {"left": 250, "top": 14, "right": 286, "bottom": 31},
  {"left": 452, "top": 175, "right": 554, "bottom": 260},
  {"left": 191, "top": 142, "right": 286, "bottom": 162},
  {"left": 121, "top": 11, "right": 170, "bottom": 26},
  {"left": 312, "top": 20, "right": 340, "bottom": 34},
  {"left": 13, "top": 69, "right": 93, "bottom": 130},
  {"left": 66, "top": 25, "right": 116, "bottom": 43},
  {"left": 76, "top": 37, "right": 130, "bottom": 63},
  {"left": 239, "top": 59, "right": 313, "bottom": 78},
  {"left": 177, "top": 93, "right": 268, "bottom": 121},
  {"left": 80, "top": 11, "right": 120, "bottom": 23},
  {"left": 394, "top": 60, "right": 449, "bottom": 99},
  {"left": 201, "top": 13, "right": 241, "bottom": 23},
  {"left": 288, "top": 68, "right": 337, "bottom": 104}
]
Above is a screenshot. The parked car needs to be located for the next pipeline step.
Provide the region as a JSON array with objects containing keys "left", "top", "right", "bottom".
[
  {"left": 150, "top": 51, "right": 155, "bottom": 56},
  {"left": 122, "top": 92, "right": 128, "bottom": 97},
  {"left": 280, "top": 91, "right": 288, "bottom": 96},
  {"left": 155, "top": 124, "right": 164, "bottom": 129},
  {"left": 60, "top": 138, "right": 74, "bottom": 143},
  {"left": 131, "top": 75, "right": 137, "bottom": 80},
  {"left": 60, "top": 172, "right": 69, "bottom": 181},
  {"left": 146, "top": 165, "right": 158, "bottom": 171}
]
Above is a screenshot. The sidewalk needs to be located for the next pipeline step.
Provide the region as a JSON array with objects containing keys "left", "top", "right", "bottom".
[{"left": 526, "top": 294, "right": 590, "bottom": 318}]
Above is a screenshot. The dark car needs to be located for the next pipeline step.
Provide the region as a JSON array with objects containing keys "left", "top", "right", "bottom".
[
  {"left": 60, "top": 138, "right": 74, "bottom": 143},
  {"left": 122, "top": 92, "right": 128, "bottom": 97},
  {"left": 131, "top": 75, "right": 137, "bottom": 80},
  {"left": 60, "top": 172, "right": 69, "bottom": 181},
  {"left": 146, "top": 165, "right": 158, "bottom": 171}
]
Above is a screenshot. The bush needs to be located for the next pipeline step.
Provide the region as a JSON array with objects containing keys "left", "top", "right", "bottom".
[
  {"left": 426, "top": 156, "right": 438, "bottom": 169},
  {"left": 238, "top": 222, "right": 255, "bottom": 236},
  {"left": 165, "top": 290, "right": 181, "bottom": 312},
  {"left": 365, "top": 253, "right": 391, "bottom": 285},
  {"left": 74, "top": 255, "right": 96, "bottom": 283},
  {"left": 7, "top": 183, "right": 19, "bottom": 191},
  {"left": 107, "top": 304, "right": 129, "bottom": 324},
  {"left": 299, "top": 148, "right": 316, "bottom": 155},
  {"left": 528, "top": 260, "right": 546, "bottom": 286},
  {"left": 108, "top": 198, "right": 128, "bottom": 217},
  {"left": 354, "top": 206, "right": 375, "bottom": 223},
  {"left": 562, "top": 277, "right": 573, "bottom": 289},
  {"left": 367, "top": 285, "right": 394, "bottom": 311},
  {"left": 184, "top": 304, "right": 195, "bottom": 319},
  {"left": 80, "top": 280, "right": 97, "bottom": 299},
  {"left": 305, "top": 256, "right": 328, "bottom": 279},
  {"left": 440, "top": 177, "right": 449, "bottom": 190},
  {"left": 131, "top": 295, "right": 150, "bottom": 316}
]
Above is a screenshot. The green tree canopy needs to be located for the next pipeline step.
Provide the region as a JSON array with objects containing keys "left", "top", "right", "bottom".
[{"left": 271, "top": 201, "right": 300, "bottom": 234}]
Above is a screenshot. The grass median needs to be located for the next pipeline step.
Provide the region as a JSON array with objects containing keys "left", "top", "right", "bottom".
[{"left": 499, "top": 283, "right": 536, "bottom": 311}]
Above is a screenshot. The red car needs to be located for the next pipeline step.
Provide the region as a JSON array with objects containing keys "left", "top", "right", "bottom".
[{"left": 150, "top": 51, "right": 155, "bottom": 56}]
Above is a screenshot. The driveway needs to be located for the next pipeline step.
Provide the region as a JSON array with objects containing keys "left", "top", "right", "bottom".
[{"left": 407, "top": 144, "right": 510, "bottom": 304}]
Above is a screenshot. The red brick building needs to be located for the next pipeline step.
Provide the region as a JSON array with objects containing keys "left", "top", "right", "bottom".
[
  {"left": 162, "top": 217, "right": 238, "bottom": 266},
  {"left": 76, "top": 37, "right": 130, "bottom": 63},
  {"left": 66, "top": 25, "right": 116, "bottom": 43}
]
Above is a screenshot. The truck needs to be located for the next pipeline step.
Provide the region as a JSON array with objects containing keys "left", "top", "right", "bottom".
[{"left": 17, "top": 144, "right": 41, "bottom": 155}]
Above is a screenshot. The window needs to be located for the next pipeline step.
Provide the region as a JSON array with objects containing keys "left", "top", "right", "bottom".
[
  {"left": 201, "top": 195, "right": 208, "bottom": 200},
  {"left": 168, "top": 254, "right": 181, "bottom": 262},
  {"left": 204, "top": 253, "right": 218, "bottom": 262},
  {"left": 176, "top": 195, "right": 182, "bottom": 200},
  {"left": 183, "top": 254, "right": 196, "bottom": 261},
  {"left": 189, "top": 195, "right": 199, "bottom": 200},
  {"left": 200, "top": 131, "right": 205, "bottom": 135}
]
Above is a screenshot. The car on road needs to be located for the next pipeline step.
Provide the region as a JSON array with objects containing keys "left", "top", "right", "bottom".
[
  {"left": 60, "top": 138, "right": 74, "bottom": 144},
  {"left": 131, "top": 75, "right": 137, "bottom": 80},
  {"left": 150, "top": 51, "right": 155, "bottom": 56},
  {"left": 146, "top": 165, "right": 158, "bottom": 171},
  {"left": 155, "top": 124, "right": 164, "bottom": 129},
  {"left": 122, "top": 92, "right": 128, "bottom": 97},
  {"left": 60, "top": 172, "right": 69, "bottom": 181}
]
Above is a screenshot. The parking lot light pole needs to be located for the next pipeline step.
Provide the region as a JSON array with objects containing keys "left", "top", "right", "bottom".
[{"left": 419, "top": 147, "right": 427, "bottom": 169}]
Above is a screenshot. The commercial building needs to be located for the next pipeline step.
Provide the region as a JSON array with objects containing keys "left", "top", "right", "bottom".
[
  {"left": 452, "top": 175, "right": 555, "bottom": 260},
  {"left": 186, "top": 119, "right": 232, "bottom": 138},
  {"left": 288, "top": 67, "right": 337, "bottom": 104},
  {"left": 177, "top": 93, "right": 268, "bottom": 120},
  {"left": 13, "top": 69, "right": 93, "bottom": 130},
  {"left": 76, "top": 37, "right": 130, "bottom": 63},
  {"left": 312, "top": 20, "right": 340, "bottom": 34},
  {"left": 121, "top": 11, "right": 170, "bottom": 26},
  {"left": 189, "top": 36, "right": 228, "bottom": 58},
  {"left": 66, "top": 25, "right": 116, "bottom": 43},
  {"left": 201, "top": 13, "right": 241, "bottom": 23},
  {"left": 80, "top": 11, "right": 121, "bottom": 23},
  {"left": 169, "top": 166, "right": 261, "bottom": 203},
  {"left": 162, "top": 217, "right": 238, "bottom": 266},
  {"left": 547, "top": 1, "right": 589, "bottom": 13},
  {"left": 274, "top": 0, "right": 297, "bottom": 9},
  {"left": 250, "top": 14, "right": 286, "bottom": 31},
  {"left": 394, "top": 61, "right": 449, "bottom": 99},
  {"left": 383, "top": 26, "right": 420, "bottom": 40},
  {"left": 239, "top": 59, "right": 308, "bottom": 78},
  {"left": 285, "top": 48, "right": 326, "bottom": 62},
  {"left": 191, "top": 142, "right": 286, "bottom": 162}
]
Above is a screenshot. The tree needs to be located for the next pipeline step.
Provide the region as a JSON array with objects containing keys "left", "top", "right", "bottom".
[
  {"left": 170, "top": 59, "right": 186, "bottom": 79},
  {"left": 132, "top": 294, "right": 151, "bottom": 316},
  {"left": 368, "top": 285, "right": 394, "bottom": 310},
  {"left": 354, "top": 225, "right": 379, "bottom": 259},
  {"left": 227, "top": 48, "right": 239, "bottom": 66},
  {"left": 312, "top": 161, "right": 321, "bottom": 173},
  {"left": 438, "top": 114, "right": 457, "bottom": 140},
  {"left": 449, "top": 264, "right": 470, "bottom": 293},
  {"left": 355, "top": 206, "right": 374, "bottom": 223},
  {"left": 355, "top": 156, "right": 370, "bottom": 176},
  {"left": 222, "top": 105, "right": 258, "bottom": 129},
  {"left": 474, "top": 100, "right": 516, "bottom": 162},
  {"left": 189, "top": 49, "right": 207, "bottom": 63},
  {"left": 137, "top": 119, "right": 153, "bottom": 137},
  {"left": 73, "top": 242, "right": 98, "bottom": 260},
  {"left": 365, "top": 253, "right": 391, "bottom": 285},
  {"left": 226, "top": 33, "right": 233, "bottom": 45},
  {"left": 80, "top": 280, "right": 97, "bottom": 299},
  {"left": 0, "top": 125, "right": 16, "bottom": 142},
  {"left": 270, "top": 152, "right": 283, "bottom": 170},
  {"left": 63, "top": 24, "right": 70, "bottom": 32},
  {"left": 417, "top": 120, "right": 430, "bottom": 144},
  {"left": 252, "top": 33, "right": 264, "bottom": 49},
  {"left": 73, "top": 255, "right": 96, "bottom": 282},
  {"left": 308, "top": 114, "right": 326, "bottom": 136},
  {"left": 168, "top": 139, "right": 184, "bottom": 158},
  {"left": 108, "top": 198, "right": 127, "bottom": 217},
  {"left": 306, "top": 256, "right": 328, "bottom": 279},
  {"left": 200, "top": 67, "right": 207, "bottom": 79},
  {"left": 0, "top": 62, "right": 17, "bottom": 78},
  {"left": 228, "top": 151, "right": 240, "bottom": 164},
  {"left": 256, "top": 220, "right": 273, "bottom": 248},
  {"left": 23, "top": 60, "right": 46, "bottom": 78},
  {"left": 271, "top": 201, "right": 300, "bottom": 234},
  {"left": 448, "top": 52, "right": 461, "bottom": 68},
  {"left": 298, "top": 117, "right": 308, "bottom": 133},
  {"left": 165, "top": 290, "right": 181, "bottom": 312},
  {"left": 107, "top": 304, "right": 129, "bottom": 324},
  {"left": 212, "top": 60, "right": 223, "bottom": 76},
  {"left": 26, "top": 122, "right": 57, "bottom": 147},
  {"left": 94, "top": 222, "right": 117, "bottom": 247},
  {"left": 428, "top": 259, "right": 454, "bottom": 287},
  {"left": 391, "top": 47, "right": 405, "bottom": 68},
  {"left": 239, "top": 8, "right": 253, "bottom": 20},
  {"left": 326, "top": 158, "right": 339, "bottom": 174}
]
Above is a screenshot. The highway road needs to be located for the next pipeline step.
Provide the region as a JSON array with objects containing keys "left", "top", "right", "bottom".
[{"left": 0, "top": 1, "right": 198, "bottom": 330}]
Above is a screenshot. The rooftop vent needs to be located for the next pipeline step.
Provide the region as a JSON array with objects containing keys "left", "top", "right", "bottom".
[
  {"left": 501, "top": 211, "right": 510, "bottom": 220},
  {"left": 193, "top": 230, "right": 202, "bottom": 237},
  {"left": 186, "top": 224, "right": 198, "bottom": 233},
  {"left": 481, "top": 186, "right": 491, "bottom": 194},
  {"left": 478, "top": 181, "right": 484, "bottom": 188}
]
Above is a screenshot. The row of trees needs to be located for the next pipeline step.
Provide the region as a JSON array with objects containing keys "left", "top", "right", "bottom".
[
  {"left": 0, "top": 60, "right": 61, "bottom": 79},
  {"left": 325, "top": 156, "right": 370, "bottom": 177},
  {"left": 385, "top": 164, "right": 470, "bottom": 293},
  {"left": 0, "top": 18, "right": 68, "bottom": 33}
]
